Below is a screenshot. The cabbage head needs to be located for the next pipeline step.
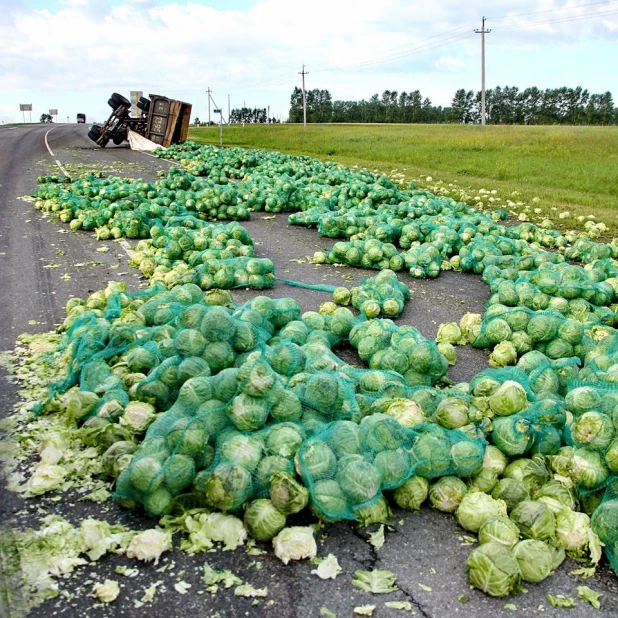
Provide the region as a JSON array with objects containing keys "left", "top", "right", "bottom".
[
  {"left": 130, "top": 457, "right": 163, "bottom": 493},
  {"left": 510, "top": 500, "right": 556, "bottom": 541},
  {"left": 102, "top": 441, "right": 137, "bottom": 479},
  {"left": 220, "top": 432, "right": 264, "bottom": 471},
  {"left": 491, "top": 416, "right": 532, "bottom": 456},
  {"left": 534, "top": 481, "right": 577, "bottom": 514},
  {"left": 571, "top": 411, "right": 615, "bottom": 451},
  {"left": 409, "top": 433, "right": 451, "bottom": 478},
  {"left": 489, "top": 341, "right": 518, "bottom": 368},
  {"left": 554, "top": 508, "right": 596, "bottom": 555},
  {"left": 504, "top": 458, "right": 549, "bottom": 494},
  {"left": 456, "top": 492, "right": 508, "bottom": 533},
  {"left": 488, "top": 381, "right": 528, "bottom": 416},
  {"left": 385, "top": 399, "right": 425, "bottom": 428},
  {"left": 392, "top": 476, "right": 429, "bottom": 511},
  {"left": 229, "top": 393, "right": 270, "bottom": 432},
  {"left": 572, "top": 447, "right": 610, "bottom": 490},
  {"left": 336, "top": 459, "right": 381, "bottom": 504},
  {"left": 354, "top": 497, "right": 392, "bottom": 527},
  {"left": 243, "top": 499, "right": 287, "bottom": 542},
  {"left": 591, "top": 497, "right": 618, "bottom": 547},
  {"left": 512, "top": 539, "right": 557, "bottom": 583},
  {"left": 436, "top": 322, "right": 464, "bottom": 345},
  {"left": 359, "top": 414, "right": 406, "bottom": 452},
  {"left": 434, "top": 397, "right": 469, "bottom": 429},
  {"left": 327, "top": 421, "right": 361, "bottom": 457},
  {"left": 269, "top": 471, "right": 309, "bottom": 515},
  {"left": 428, "top": 477, "right": 467, "bottom": 513},
  {"left": 491, "top": 478, "right": 530, "bottom": 512},
  {"left": 478, "top": 517, "right": 520, "bottom": 549},
  {"left": 311, "top": 479, "right": 347, "bottom": 520},
  {"left": 298, "top": 440, "right": 337, "bottom": 481},
  {"left": 203, "top": 463, "right": 253, "bottom": 511},
  {"left": 373, "top": 448, "right": 410, "bottom": 487},
  {"left": 482, "top": 445, "right": 508, "bottom": 476},
  {"left": 272, "top": 526, "right": 317, "bottom": 565},
  {"left": 565, "top": 386, "right": 601, "bottom": 416},
  {"left": 162, "top": 453, "right": 196, "bottom": 494},
  {"left": 266, "top": 423, "right": 305, "bottom": 458},
  {"left": 144, "top": 487, "right": 173, "bottom": 517},
  {"left": 466, "top": 543, "right": 521, "bottom": 597}
]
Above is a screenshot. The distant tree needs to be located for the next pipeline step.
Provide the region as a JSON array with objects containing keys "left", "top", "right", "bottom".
[
  {"left": 40, "top": 113, "right": 53, "bottom": 123},
  {"left": 285, "top": 86, "right": 616, "bottom": 125}
]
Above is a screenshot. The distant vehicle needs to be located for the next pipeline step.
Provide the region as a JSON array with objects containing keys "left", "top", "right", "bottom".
[
  {"left": 77, "top": 113, "right": 86, "bottom": 124},
  {"left": 87, "top": 92, "right": 192, "bottom": 148}
]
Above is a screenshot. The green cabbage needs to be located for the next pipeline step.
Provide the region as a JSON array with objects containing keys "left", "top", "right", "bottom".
[
  {"left": 243, "top": 499, "right": 286, "bottom": 541},
  {"left": 466, "top": 543, "right": 521, "bottom": 597}
]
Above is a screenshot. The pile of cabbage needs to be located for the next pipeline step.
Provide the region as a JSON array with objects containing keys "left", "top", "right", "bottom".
[
  {"left": 29, "top": 142, "right": 618, "bottom": 593},
  {"left": 332, "top": 269, "right": 411, "bottom": 319}
]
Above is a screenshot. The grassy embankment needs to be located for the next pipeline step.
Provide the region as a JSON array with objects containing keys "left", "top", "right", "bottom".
[{"left": 189, "top": 124, "right": 618, "bottom": 235}]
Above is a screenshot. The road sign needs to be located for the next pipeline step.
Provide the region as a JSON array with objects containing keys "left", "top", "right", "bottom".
[
  {"left": 214, "top": 109, "right": 222, "bottom": 114},
  {"left": 49, "top": 109, "right": 58, "bottom": 116},
  {"left": 20, "top": 104, "right": 32, "bottom": 112},
  {"left": 130, "top": 91, "right": 143, "bottom": 117}
]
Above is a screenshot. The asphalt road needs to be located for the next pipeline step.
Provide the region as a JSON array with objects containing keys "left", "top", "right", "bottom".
[{"left": 0, "top": 124, "right": 617, "bottom": 618}]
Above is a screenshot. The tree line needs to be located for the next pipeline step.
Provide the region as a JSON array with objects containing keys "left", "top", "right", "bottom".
[
  {"left": 288, "top": 86, "right": 617, "bottom": 125},
  {"left": 196, "top": 108, "right": 281, "bottom": 125}
]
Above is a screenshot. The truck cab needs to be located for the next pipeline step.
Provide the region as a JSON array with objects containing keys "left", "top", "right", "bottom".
[{"left": 77, "top": 114, "right": 86, "bottom": 124}]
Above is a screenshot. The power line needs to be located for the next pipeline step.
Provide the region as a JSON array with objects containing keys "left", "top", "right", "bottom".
[
  {"left": 489, "top": 0, "right": 618, "bottom": 21},
  {"left": 310, "top": 21, "right": 478, "bottom": 71},
  {"left": 491, "top": 7, "right": 618, "bottom": 31},
  {"left": 312, "top": 31, "right": 475, "bottom": 74}
]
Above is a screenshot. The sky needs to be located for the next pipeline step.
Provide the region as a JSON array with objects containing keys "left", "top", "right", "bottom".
[{"left": 0, "top": 0, "right": 616, "bottom": 124}]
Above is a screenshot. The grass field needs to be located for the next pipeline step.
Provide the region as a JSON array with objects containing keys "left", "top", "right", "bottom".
[{"left": 189, "top": 124, "right": 618, "bottom": 234}]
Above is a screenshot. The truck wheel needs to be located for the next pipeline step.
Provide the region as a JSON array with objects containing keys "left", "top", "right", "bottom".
[
  {"left": 137, "top": 97, "right": 150, "bottom": 113},
  {"left": 112, "top": 130, "right": 127, "bottom": 145},
  {"left": 88, "top": 126, "right": 102, "bottom": 143},
  {"left": 111, "top": 92, "right": 131, "bottom": 107}
]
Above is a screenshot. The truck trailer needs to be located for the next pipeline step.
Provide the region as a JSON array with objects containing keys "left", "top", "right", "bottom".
[{"left": 87, "top": 92, "right": 191, "bottom": 148}]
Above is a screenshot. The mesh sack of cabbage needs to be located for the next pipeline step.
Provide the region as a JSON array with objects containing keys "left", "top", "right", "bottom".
[
  {"left": 402, "top": 242, "right": 445, "bottom": 279},
  {"left": 296, "top": 416, "right": 486, "bottom": 522},
  {"left": 324, "top": 239, "right": 405, "bottom": 271},
  {"left": 512, "top": 263, "right": 615, "bottom": 308},
  {"left": 565, "top": 238, "right": 618, "bottom": 265},
  {"left": 591, "top": 478, "right": 618, "bottom": 576},
  {"left": 559, "top": 381, "right": 618, "bottom": 496},
  {"left": 508, "top": 351, "right": 581, "bottom": 398},
  {"left": 349, "top": 319, "right": 449, "bottom": 387},
  {"left": 34, "top": 286, "right": 300, "bottom": 419},
  {"left": 346, "top": 269, "right": 411, "bottom": 319},
  {"left": 471, "top": 306, "right": 588, "bottom": 362},
  {"left": 114, "top": 355, "right": 361, "bottom": 517}
]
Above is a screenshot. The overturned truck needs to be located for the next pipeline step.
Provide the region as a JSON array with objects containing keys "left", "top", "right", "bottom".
[{"left": 88, "top": 92, "right": 192, "bottom": 148}]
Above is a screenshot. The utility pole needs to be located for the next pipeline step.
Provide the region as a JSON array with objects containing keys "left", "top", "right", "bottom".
[
  {"left": 207, "top": 87, "right": 212, "bottom": 126},
  {"left": 267, "top": 105, "right": 270, "bottom": 124},
  {"left": 475, "top": 17, "right": 491, "bottom": 126},
  {"left": 298, "top": 64, "right": 308, "bottom": 127},
  {"left": 228, "top": 94, "right": 231, "bottom": 124}
]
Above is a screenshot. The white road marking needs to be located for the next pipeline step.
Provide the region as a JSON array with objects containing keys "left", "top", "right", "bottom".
[
  {"left": 139, "top": 150, "right": 180, "bottom": 166},
  {"left": 44, "top": 128, "right": 71, "bottom": 178},
  {"left": 116, "top": 239, "right": 134, "bottom": 258}
]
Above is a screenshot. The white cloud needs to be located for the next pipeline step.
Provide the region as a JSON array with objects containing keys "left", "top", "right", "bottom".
[{"left": 0, "top": 0, "right": 616, "bottom": 122}]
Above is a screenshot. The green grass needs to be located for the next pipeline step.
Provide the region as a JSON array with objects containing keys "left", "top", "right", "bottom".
[{"left": 188, "top": 124, "right": 618, "bottom": 234}]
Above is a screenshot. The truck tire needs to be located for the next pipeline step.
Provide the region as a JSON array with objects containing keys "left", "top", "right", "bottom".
[
  {"left": 111, "top": 92, "right": 131, "bottom": 107},
  {"left": 137, "top": 97, "right": 150, "bottom": 113},
  {"left": 112, "top": 130, "right": 127, "bottom": 145},
  {"left": 87, "top": 126, "right": 102, "bottom": 143}
]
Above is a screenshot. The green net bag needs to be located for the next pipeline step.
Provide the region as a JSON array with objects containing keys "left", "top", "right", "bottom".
[{"left": 297, "top": 417, "right": 486, "bottom": 521}]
